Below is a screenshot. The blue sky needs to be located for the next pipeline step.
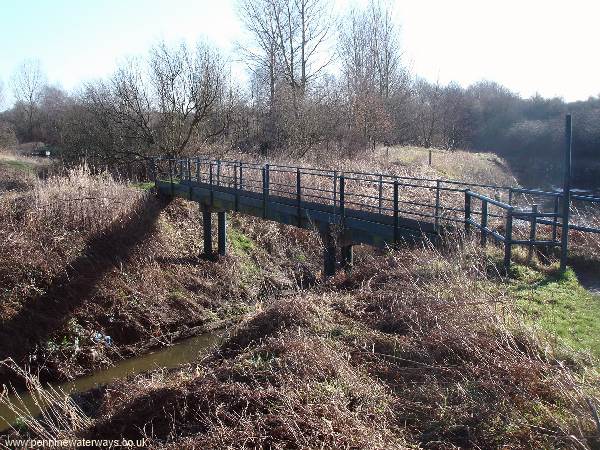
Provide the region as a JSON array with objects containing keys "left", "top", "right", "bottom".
[{"left": 1, "top": 0, "right": 598, "bottom": 106}]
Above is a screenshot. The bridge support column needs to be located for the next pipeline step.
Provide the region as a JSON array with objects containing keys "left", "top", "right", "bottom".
[
  {"left": 218, "top": 211, "right": 227, "bottom": 256},
  {"left": 341, "top": 245, "right": 353, "bottom": 272},
  {"left": 202, "top": 204, "right": 212, "bottom": 256},
  {"left": 321, "top": 224, "right": 336, "bottom": 277}
]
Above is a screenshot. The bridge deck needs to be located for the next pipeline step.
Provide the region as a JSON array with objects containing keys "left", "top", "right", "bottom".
[{"left": 156, "top": 178, "right": 438, "bottom": 248}]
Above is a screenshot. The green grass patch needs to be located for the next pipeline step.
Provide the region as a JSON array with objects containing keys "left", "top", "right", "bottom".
[
  {"left": 510, "top": 264, "right": 600, "bottom": 359},
  {"left": 229, "top": 228, "right": 254, "bottom": 255},
  {"left": 130, "top": 181, "right": 155, "bottom": 191},
  {"left": 0, "top": 159, "right": 36, "bottom": 172}
]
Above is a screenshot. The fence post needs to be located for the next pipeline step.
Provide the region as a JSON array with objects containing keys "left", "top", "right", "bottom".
[
  {"left": 339, "top": 174, "right": 346, "bottom": 227},
  {"left": 202, "top": 204, "right": 212, "bottom": 256},
  {"left": 528, "top": 204, "right": 538, "bottom": 262},
  {"left": 296, "top": 168, "right": 302, "bottom": 227},
  {"left": 187, "top": 158, "right": 193, "bottom": 199},
  {"left": 196, "top": 157, "right": 200, "bottom": 182},
  {"left": 168, "top": 158, "right": 174, "bottom": 196},
  {"left": 508, "top": 187, "right": 513, "bottom": 206},
  {"left": 209, "top": 161, "right": 214, "bottom": 206},
  {"left": 552, "top": 196, "right": 559, "bottom": 242},
  {"left": 179, "top": 159, "right": 184, "bottom": 181},
  {"left": 234, "top": 163, "right": 239, "bottom": 211},
  {"left": 504, "top": 207, "right": 514, "bottom": 271},
  {"left": 217, "top": 159, "right": 221, "bottom": 186},
  {"left": 560, "top": 114, "right": 572, "bottom": 272},
  {"left": 480, "top": 199, "right": 488, "bottom": 247},
  {"left": 239, "top": 162, "right": 244, "bottom": 191},
  {"left": 434, "top": 180, "right": 441, "bottom": 232},
  {"left": 393, "top": 179, "right": 399, "bottom": 247},
  {"left": 378, "top": 174, "right": 383, "bottom": 214},
  {"left": 464, "top": 190, "right": 471, "bottom": 236},
  {"left": 333, "top": 170, "right": 338, "bottom": 214},
  {"left": 262, "top": 164, "right": 269, "bottom": 219},
  {"left": 217, "top": 211, "right": 227, "bottom": 256}
]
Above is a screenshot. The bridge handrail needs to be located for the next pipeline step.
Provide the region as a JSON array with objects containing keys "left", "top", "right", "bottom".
[{"left": 149, "top": 156, "right": 600, "bottom": 264}]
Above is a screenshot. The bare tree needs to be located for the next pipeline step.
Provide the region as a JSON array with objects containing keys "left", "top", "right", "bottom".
[
  {"left": 414, "top": 78, "right": 441, "bottom": 148},
  {"left": 10, "top": 59, "right": 47, "bottom": 141},
  {"left": 149, "top": 40, "right": 230, "bottom": 156},
  {"left": 84, "top": 40, "right": 230, "bottom": 162},
  {"left": 237, "top": 0, "right": 280, "bottom": 113},
  {"left": 276, "top": 0, "right": 332, "bottom": 92},
  {"left": 338, "top": 0, "right": 406, "bottom": 151}
]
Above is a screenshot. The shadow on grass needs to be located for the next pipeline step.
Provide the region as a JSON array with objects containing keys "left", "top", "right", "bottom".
[{"left": 0, "top": 194, "right": 170, "bottom": 384}]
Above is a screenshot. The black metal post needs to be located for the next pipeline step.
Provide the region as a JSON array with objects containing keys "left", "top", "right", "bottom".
[
  {"left": 528, "top": 204, "right": 538, "bottom": 262},
  {"left": 322, "top": 223, "right": 336, "bottom": 277},
  {"left": 217, "top": 211, "right": 226, "bottom": 256},
  {"left": 262, "top": 164, "right": 269, "bottom": 219},
  {"left": 202, "top": 204, "right": 212, "bottom": 256},
  {"left": 393, "top": 179, "right": 399, "bottom": 247},
  {"left": 560, "top": 114, "right": 572, "bottom": 272},
  {"left": 169, "top": 158, "right": 174, "bottom": 196},
  {"left": 552, "top": 195, "right": 559, "bottom": 242},
  {"left": 504, "top": 207, "right": 514, "bottom": 271},
  {"left": 196, "top": 157, "right": 200, "bottom": 182},
  {"left": 239, "top": 162, "right": 244, "bottom": 191},
  {"left": 341, "top": 245, "right": 353, "bottom": 272},
  {"left": 378, "top": 174, "right": 383, "bottom": 214},
  {"left": 296, "top": 168, "right": 302, "bottom": 226},
  {"left": 333, "top": 170, "right": 338, "bottom": 213},
  {"left": 339, "top": 174, "right": 345, "bottom": 226},
  {"left": 234, "top": 164, "right": 239, "bottom": 211},
  {"left": 464, "top": 190, "right": 471, "bottom": 235},
  {"left": 434, "top": 180, "right": 441, "bottom": 232},
  {"left": 209, "top": 162, "right": 214, "bottom": 206},
  {"left": 480, "top": 199, "right": 488, "bottom": 246}
]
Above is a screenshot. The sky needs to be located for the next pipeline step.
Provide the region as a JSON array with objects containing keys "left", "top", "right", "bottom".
[{"left": 0, "top": 0, "right": 598, "bottom": 107}]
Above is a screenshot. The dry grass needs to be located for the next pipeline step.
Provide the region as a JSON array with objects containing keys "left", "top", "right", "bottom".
[
  {"left": 0, "top": 165, "right": 146, "bottom": 322},
  {"left": 0, "top": 359, "right": 91, "bottom": 441},
  {"left": 71, "top": 241, "right": 600, "bottom": 449},
  {"left": 1, "top": 154, "right": 599, "bottom": 447},
  {"left": 0, "top": 163, "right": 322, "bottom": 384}
]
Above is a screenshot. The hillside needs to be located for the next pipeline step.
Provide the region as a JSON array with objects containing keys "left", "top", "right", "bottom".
[{"left": 0, "top": 150, "right": 599, "bottom": 448}]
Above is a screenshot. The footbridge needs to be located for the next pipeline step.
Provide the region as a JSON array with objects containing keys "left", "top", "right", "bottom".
[{"left": 148, "top": 156, "right": 599, "bottom": 275}]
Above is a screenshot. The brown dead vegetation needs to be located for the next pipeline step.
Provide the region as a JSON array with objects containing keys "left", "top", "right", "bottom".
[
  {"left": 1, "top": 158, "right": 599, "bottom": 448},
  {"left": 0, "top": 165, "right": 322, "bottom": 385},
  {"left": 77, "top": 244, "right": 599, "bottom": 448}
]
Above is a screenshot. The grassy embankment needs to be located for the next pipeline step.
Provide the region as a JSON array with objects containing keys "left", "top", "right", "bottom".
[
  {"left": 1, "top": 147, "right": 599, "bottom": 447},
  {"left": 0, "top": 149, "right": 322, "bottom": 384}
]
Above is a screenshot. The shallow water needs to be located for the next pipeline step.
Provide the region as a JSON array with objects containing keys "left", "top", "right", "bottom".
[{"left": 0, "top": 332, "right": 221, "bottom": 432}]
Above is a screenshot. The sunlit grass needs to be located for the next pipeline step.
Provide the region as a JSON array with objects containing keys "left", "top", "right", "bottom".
[{"left": 510, "top": 263, "right": 600, "bottom": 360}]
